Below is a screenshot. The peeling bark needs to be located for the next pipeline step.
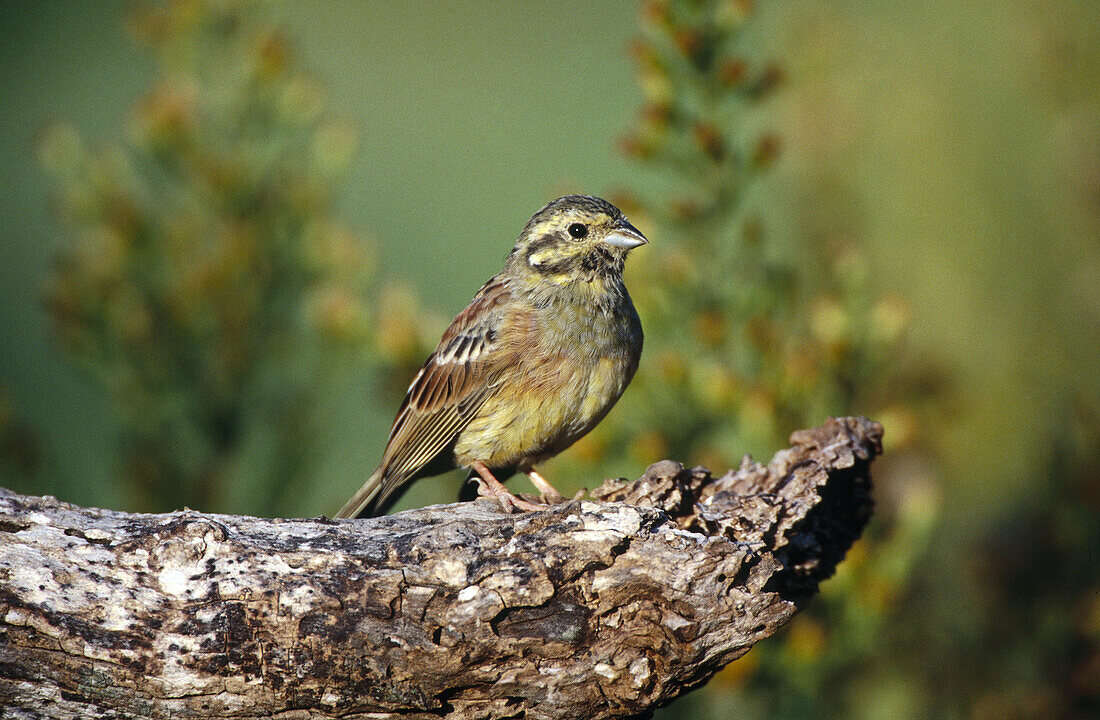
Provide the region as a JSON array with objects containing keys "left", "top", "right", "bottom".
[{"left": 0, "top": 417, "right": 881, "bottom": 719}]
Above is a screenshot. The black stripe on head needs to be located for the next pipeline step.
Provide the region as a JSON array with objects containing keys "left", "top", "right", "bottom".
[
  {"left": 522, "top": 232, "right": 567, "bottom": 272},
  {"left": 523, "top": 195, "right": 624, "bottom": 233},
  {"left": 530, "top": 254, "right": 580, "bottom": 276},
  {"left": 523, "top": 233, "right": 559, "bottom": 258}
]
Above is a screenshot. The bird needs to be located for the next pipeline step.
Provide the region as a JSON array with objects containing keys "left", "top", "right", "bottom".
[{"left": 334, "top": 195, "right": 647, "bottom": 518}]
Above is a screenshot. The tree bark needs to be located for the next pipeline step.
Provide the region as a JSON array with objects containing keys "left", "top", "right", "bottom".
[{"left": 0, "top": 416, "right": 881, "bottom": 720}]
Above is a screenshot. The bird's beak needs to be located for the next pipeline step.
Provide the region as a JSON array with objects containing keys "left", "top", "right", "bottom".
[{"left": 603, "top": 222, "right": 648, "bottom": 250}]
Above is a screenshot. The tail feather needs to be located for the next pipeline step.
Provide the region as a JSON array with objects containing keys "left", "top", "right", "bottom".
[{"left": 334, "top": 468, "right": 385, "bottom": 519}]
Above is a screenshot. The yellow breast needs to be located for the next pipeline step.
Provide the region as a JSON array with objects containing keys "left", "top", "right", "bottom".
[{"left": 453, "top": 290, "right": 640, "bottom": 471}]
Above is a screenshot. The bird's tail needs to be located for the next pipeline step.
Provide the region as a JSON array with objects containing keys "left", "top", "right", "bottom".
[{"left": 333, "top": 467, "right": 385, "bottom": 519}]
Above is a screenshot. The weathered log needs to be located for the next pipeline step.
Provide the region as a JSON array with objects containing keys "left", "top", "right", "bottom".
[{"left": 0, "top": 416, "right": 881, "bottom": 720}]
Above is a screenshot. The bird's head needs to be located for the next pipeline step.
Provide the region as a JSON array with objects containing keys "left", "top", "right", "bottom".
[{"left": 507, "top": 195, "right": 647, "bottom": 291}]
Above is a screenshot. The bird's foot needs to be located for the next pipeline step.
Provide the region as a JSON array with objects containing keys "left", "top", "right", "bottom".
[
  {"left": 524, "top": 468, "right": 566, "bottom": 504},
  {"left": 472, "top": 461, "right": 546, "bottom": 513}
]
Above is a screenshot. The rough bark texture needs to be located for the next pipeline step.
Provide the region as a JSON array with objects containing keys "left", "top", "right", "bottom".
[{"left": 0, "top": 416, "right": 881, "bottom": 720}]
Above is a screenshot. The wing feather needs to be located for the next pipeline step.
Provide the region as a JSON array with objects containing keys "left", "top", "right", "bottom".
[{"left": 369, "top": 275, "right": 513, "bottom": 510}]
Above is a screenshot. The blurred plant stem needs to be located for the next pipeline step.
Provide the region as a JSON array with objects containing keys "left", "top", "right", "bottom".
[{"left": 39, "top": 0, "right": 375, "bottom": 513}]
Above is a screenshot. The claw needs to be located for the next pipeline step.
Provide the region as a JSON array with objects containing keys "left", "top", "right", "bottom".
[
  {"left": 524, "top": 468, "right": 566, "bottom": 504},
  {"left": 471, "top": 461, "right": 546, "bottom": 513}
]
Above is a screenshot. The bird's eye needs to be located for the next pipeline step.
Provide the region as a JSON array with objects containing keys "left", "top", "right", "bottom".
[{"left": 567, "top": 223, "right": 588, "bottom": 239}]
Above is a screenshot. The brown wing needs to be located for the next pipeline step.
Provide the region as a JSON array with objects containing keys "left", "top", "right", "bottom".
[{"left": 371, "top": 275, "right": 512, "bottom": 508}]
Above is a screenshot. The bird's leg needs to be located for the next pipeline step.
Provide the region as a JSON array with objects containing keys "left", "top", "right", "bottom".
[
  {"left": 524, "top": 468, "right": 566, "bottom": 504},
  {"left": 471, "top": 460, "right": 545, "bottom": 513}
]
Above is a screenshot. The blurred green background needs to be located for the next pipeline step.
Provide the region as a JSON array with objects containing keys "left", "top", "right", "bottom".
[{"left": 0, "top": 1, "right": 1096, "bottom": 719}]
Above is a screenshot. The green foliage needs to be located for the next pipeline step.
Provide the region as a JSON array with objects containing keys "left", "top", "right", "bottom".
[
  {"left": 39, "top": 0, "right": 373, "bottom": 513},
  {"left": 581, "top": 1, "right": 945, "bottom": 718},
  {"left": 560, "top": 0, "right": 916, "bottom": 486}
]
